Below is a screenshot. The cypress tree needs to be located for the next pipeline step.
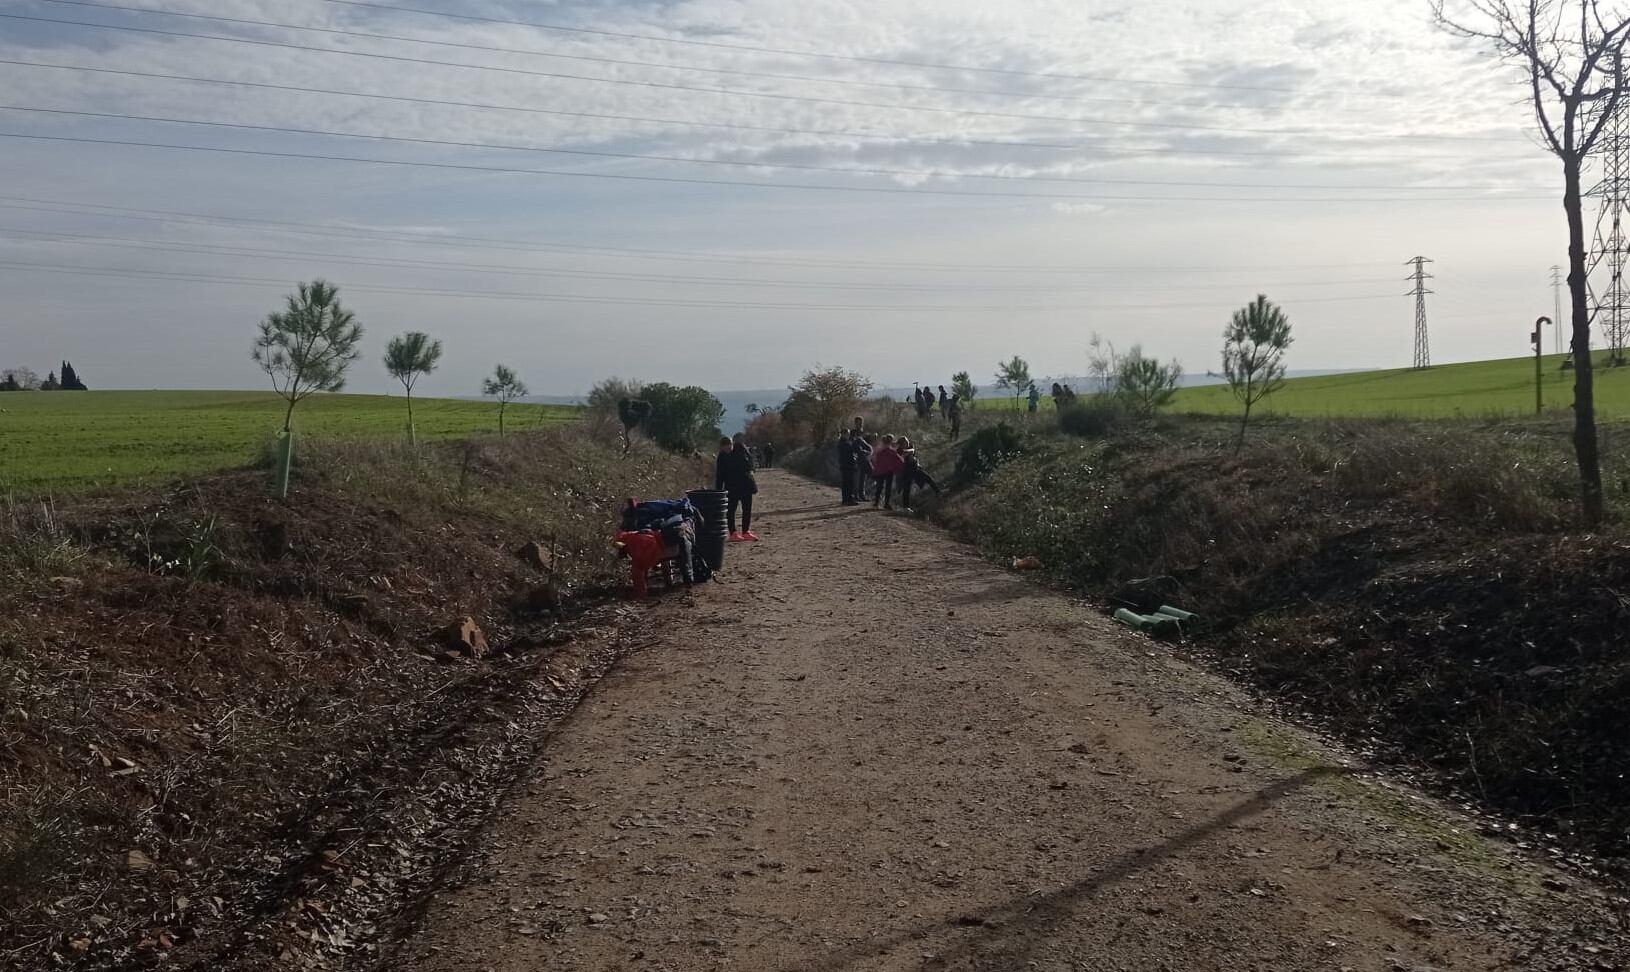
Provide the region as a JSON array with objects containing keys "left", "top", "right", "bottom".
[{"left": 60, "top": 360, "right": 87, "bottom": 391}]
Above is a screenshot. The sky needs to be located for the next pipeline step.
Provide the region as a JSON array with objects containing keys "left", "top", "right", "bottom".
[{"left": 0, "top": 0, "right": 1595, "bottom": 398}]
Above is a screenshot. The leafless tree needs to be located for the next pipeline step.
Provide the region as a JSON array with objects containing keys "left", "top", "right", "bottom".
[
  {"left": 1, "top": 367, "right": 40, "bottom": 390},
  {"left": 1434, "top": 0, "right": 1630, "bottom": 525}
]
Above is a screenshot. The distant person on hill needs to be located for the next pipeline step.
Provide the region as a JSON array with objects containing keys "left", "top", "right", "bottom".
[
  {"left": 948, "top": 396, "right": 963, "bottom": 440},
  {"left": 716, "top": 434, "right": 759, "bottom": 541},
  {"left": 836, "top": 429, "right": 857, "bottom": 505},
  {"left": 869, "top": 434, "right": 903, "bottom": 509},
  {"left": 938, "top": 385, "right": 950, "bottom": 420},
  {"left": 763, "top": 442, "right": 776, "bottom": 468},
  {"left": 1061, "top": 384, "right": 1077, "bottom": 405},
  {"left": 1027, "top": 383, "right": 1041, "bottom": 413},
  {"left": 1051, "top": 382, "right": 1065, "bottom": 410},
  {"left": 895, "top": 437, "right": 941, "bottom": 512}
]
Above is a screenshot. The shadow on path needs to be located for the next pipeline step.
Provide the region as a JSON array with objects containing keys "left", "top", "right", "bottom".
[
  {"left": 762, "top": 501, "right": 843, "bottom": 518},
  {"left": 771, "top": 506, "right": 881, "bottom": 525},
  {"left": 789, "top": 766, "right": 1355, "bottom": 972}
]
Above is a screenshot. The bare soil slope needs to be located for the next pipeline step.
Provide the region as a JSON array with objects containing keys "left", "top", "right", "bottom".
[{"left": 396, "top": 471, "right": 1625, "bottom": 972}]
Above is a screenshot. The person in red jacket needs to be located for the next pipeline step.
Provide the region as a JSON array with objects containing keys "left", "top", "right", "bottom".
[
  {"left": 868, "top": 434, "right": 904, "bottom": 509},
  {"left": 615, "top": 529, "right": 667, "bottom": 597}
]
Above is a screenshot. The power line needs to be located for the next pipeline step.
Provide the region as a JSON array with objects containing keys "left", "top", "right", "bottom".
[
  {"left": 0, "top": 131, "right": 1556, "bottom": 203},
  {"left": 311, "top": 0, "right": 1322, "bottom": 95},
  {"left": 0, "top": 57, "right": 1076, "bottom": 153},
  {"left": 0, "top": 194, "right": 1448, "bottom": 274},
  {"left": 35, "top": 0, "right": 1360, "bottom": 115},
  {"left": 0, "top": 224, "right": 1404, "bottom": 293},
  {"left": 0, "top": 105, "right": 1541, "bottom": 193},
  {"left": 0, "top": 12, "right": 1526, "bottom": 144},
  {"left": 0, "top": 257, "right": 1406, "bottom": 311},
  {"left": 0, "top": 58, "right": 1548, "bottom": 166}
]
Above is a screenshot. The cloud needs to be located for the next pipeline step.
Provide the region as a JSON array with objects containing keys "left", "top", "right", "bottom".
[{"left": 0, "top": 0, "right": 1575, "bottom": 395}]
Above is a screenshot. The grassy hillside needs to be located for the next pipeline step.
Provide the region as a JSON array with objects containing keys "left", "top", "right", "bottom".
[
  {"left": 1175, "top": 353, "right": 1630, "bottom": 418},
  {"left": 0, "top": 390, "right": 577, "bottom": 494}
]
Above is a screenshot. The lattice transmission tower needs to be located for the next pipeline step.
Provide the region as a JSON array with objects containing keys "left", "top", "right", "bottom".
[
  {"left": 1588, "top": 103, "right": 1630, "bottom": 365},
  {"left": 1407, "top": 256, "right": 1433, "bottom": 369}
]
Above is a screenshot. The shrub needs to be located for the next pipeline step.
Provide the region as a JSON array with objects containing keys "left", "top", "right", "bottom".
[
  {"left": 0, "top": 499, "right": 82, "bottom": 576},
  {"left": 1058, "top": 397, "right": 1130, "bottom": 438},
  {"left": 1326, "top": 427, "right": 1572, "bottom": 532},
  {"left": 640, "top": 383, "right": 725, "bottom": 452},
  {"left": 780, "top": 367, "right": 873, "bottom": 446},
  {"left": 743, "top": 409, "right": 784, "bottom": 446},
  {"left": 1115, "top": 347, "right": 1183, "bottom": 418},
  {"left": 955, "top": 423, "right": 1029, "bottom": 483}
]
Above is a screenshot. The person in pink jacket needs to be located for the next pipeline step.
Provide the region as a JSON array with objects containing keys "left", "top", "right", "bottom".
[{"left": 868, "top": 434, "right": 904, "bottom": 509}]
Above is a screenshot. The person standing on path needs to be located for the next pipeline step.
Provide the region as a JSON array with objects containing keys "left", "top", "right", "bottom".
[
  {"left": 716, "top": 434, "right": 759, "bottom": 541},
  {"left": 836, "top": 429, "right": 857, "bottom": 505},
  {"left": 762, "top": 442, "right": 775, "bottom": 468},
  {"left": 869, "top": 434, "right": 903, "bottom": 509},
  {"left": 948, "top": 396, "right": 963, "bottom": 440},
  {"left": 1027, "top": 383, "right": 1041, "bottom": 413},
  {"left": 895, "top": 436, "right": 941, "bottom": 512},
  {"left": 848, "top": 424, "right": 873, "bottom": 504}
]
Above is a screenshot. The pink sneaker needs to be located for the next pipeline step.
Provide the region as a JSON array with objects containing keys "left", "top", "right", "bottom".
[
  {"left": 743, "top": 531, "right": 760, "bottom": 541},
  {"left": 728, "top": 532, "right": 747, "bottom": 542}
]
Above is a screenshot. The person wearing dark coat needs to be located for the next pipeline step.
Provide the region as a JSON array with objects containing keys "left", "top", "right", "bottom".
[
  {"left": 715, "top": 435, "right": 759, "bottom": 541},
  {"left": 836, "top": 429, "right": 857, "bottom": 504},
  {"left": 847, "top": 427, "right": 873, "bottom": 504},
  {"left": 895, "top": 436, "right": 941, "bottom": 512}
]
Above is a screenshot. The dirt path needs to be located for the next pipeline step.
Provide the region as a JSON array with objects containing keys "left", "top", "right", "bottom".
[{"left": 395, "top": 471, "right": 1623, "bottom": 972}]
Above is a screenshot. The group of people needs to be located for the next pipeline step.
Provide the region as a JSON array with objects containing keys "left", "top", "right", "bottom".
[
  {"left": 710, "top": 406, "right": 954, "bottom": 544},
  {"left": 836, "top": 418, "right": 941, "bottom": 511},
  {"left": 911, "top": 384, "right": 965, "bottom": 440}
]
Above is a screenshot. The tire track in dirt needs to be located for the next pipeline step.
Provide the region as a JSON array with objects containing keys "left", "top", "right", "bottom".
[{"left": 391, "top": 471, "right": 1625, "bottom": 972}]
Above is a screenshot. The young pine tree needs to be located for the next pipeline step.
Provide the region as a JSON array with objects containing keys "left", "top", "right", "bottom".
[
  {"left": 383, "top": 331, "right": 443, "bottom": 445},
  {"left": 252, "top": 280, "right": 364, "bottom": 433},
  {"left": 481, "top": 364, "right": 528, "bottom": 436},
  {"left": 1222, "top": 294, "right": 1293, "bottom": 447}
]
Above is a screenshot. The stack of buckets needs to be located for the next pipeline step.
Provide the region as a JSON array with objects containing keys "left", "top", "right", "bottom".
[{"left": 686, "top": 489, "right": 730, "bottom": 572}]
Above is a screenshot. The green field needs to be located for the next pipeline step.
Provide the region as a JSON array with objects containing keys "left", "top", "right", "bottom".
[
  {"left": 0, "top": 390, "right": 577, "bottom": 494},
  {"left": 1172, "top": 354, "right": 1630, "bottom": 419}
]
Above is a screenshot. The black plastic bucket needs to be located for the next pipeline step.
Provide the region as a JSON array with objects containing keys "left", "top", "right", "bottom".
[{"left": 686, "top": 488, "right": 729, "bottom": 570}]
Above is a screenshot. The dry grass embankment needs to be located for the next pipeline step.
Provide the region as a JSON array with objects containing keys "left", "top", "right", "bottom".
[
  {"left": 788, "top": 400, "right": 1630, "bottom": 879},
  {"left": 0, "top": 426, "right": 708, "bottom": 969}
]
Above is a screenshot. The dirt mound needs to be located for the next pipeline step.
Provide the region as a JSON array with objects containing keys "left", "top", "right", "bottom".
[{"left": 0, "top": 429, "right": 707, "bottom": 968}]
